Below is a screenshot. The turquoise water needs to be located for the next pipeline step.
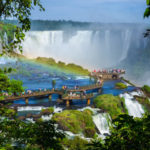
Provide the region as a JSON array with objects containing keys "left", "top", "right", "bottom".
[
  {"left": 8, "top": 60, "right": 137, "bottom": 107},
  {"left": 13, "top": 76, "right": 137, "bottom": 107},
  {"left": 102, "top": 80, "right": 136, "bottom": 96}
]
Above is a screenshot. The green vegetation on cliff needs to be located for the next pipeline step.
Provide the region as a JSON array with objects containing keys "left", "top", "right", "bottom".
[
  {"left": 35, "top": 57, "right": 89, "bottom": 75},
  {"left": 115, "top": 82, "right": 127, "bottom": 89},
  {"left": 94, "top": 94, "right": 128, "bottom": 119},
  {"left": 52, "top": 109, "right": 96, "bottom": 138}
]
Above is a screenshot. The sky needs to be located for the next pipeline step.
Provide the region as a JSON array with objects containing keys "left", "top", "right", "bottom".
[{"left": 30, "top": 0, "right": 149, "bottom": 23}]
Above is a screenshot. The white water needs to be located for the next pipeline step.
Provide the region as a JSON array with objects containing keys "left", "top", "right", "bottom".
[
  {"left": 93, "top": 113, "right": 111, "bottom": 135},
  {"left": 22, "top": 28, "right": 146, "bottom": 69},
  {"left": 79, "top": 107, "right": 111, "bottom": 135},
  {"left": 41, "top": 114, "right": 53, "bottom": 121},
  {"left": 17, "top": 105, "right": 63, "bottom": 113},
  {"left": 120, "top": 30, "right": 132, "bottom": 61},
  {"left": 120, "top": 92, "right": 145, "bottom": 118},
  {"left": 17, "top": 106, "right": 46, "bottom": 111},
  {"left": 53, "top": 106, "right": 63, "bottom": 113}
]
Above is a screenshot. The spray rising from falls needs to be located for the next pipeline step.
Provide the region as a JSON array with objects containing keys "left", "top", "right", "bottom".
[{"left": 22, "top": 27, "right": 146, "bottom": 69}]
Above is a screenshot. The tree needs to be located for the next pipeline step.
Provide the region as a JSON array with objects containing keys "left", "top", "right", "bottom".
[
  {"left": 0, "top": 73, "right": 24, "bottom": 96},
  {"left": 144, "top": 0, "right": 150, "bottom": 18},
  {"left": 9, "top": 79, "right": 24, "bottom": 95},
  {"left": 0, "top": 0, "right": 45, "bottom": 54},
  {"left": 0, "top": 73, "right": 10, "bottom": 91},
  {"left": 0, "top": 119, "right": 65, "bottom": 150},
  {"left": 52, "top": 80, "right": 56, "bottom": 89},
  {"left": 30, "top": 120, "right": 65, "bottom": 150}
]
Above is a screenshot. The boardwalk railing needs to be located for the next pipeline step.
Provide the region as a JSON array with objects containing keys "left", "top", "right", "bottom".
[
  {"left": 3, "top": 90, "right": 63, "bottom": 101},
  {"left": 62, "top": 93, "right": 94, "bottom": 100},
  {"left": 68, "top": 83, "right": 103, "bottom": 92},
  {"left": 2, "top": 83, "right": 102, "bottom": 102}
]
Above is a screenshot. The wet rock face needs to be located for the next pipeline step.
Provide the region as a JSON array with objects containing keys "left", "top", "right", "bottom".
[
  {"left": 18, "top": 116, "right": 26, "bottom": 120},
  {"left": 32, "top": 114, "right": 41, "bottom": 119},
  {"left": 40, "top": 109, "right": 51, "bottom": 115},
  {"left": 84, "top": 127, "right": 96, "bottom": 138},
  {"left": 26, "top": 113, "right": 33, "bottom": 118}
]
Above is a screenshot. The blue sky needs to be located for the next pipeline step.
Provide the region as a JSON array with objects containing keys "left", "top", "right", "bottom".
[{"left": 31, "top": 0, "right": 149, "bottom": 23}]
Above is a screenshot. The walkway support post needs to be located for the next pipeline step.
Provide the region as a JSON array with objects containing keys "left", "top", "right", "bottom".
[
  {"left": 66, "top": 100, "right": 70, "bottom": 107},
  {"left": 98, "top": 88, "right": 101, "bottom": 93},
  {"left": 25, "top": 98, "right": 29, "bottom": 104},
  {"left": 87, "top": 99, "right": 90, "bottom": 105},
  {"left": 49, "top": 95, "right": 52, "bottom": 100}
]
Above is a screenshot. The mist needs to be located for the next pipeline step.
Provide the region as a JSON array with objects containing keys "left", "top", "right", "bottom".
[
  {"left": 22, "top": 23, "right": 147, "bottom": 69},
  {"left": 4, "top": 21, "right": 148, "bottom": 86}
]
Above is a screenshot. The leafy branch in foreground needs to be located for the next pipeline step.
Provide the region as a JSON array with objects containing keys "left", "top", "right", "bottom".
[
  {"left": 0, "top": 119, "right": 65, "bottom": 150},
  {"left": 88, "top": 114, "right": 150, "bottom": 150},
  {"left": 144, "top": 0, "right": 150, "bottom": 37},
  {"left": 0, "top": 0, "right": 45, "bottom": 55}
]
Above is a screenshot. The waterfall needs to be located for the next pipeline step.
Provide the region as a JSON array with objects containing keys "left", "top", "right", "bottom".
[
  {"left": 79, "top": 107, "right": 111, "bottom": 135},
  {"left": 93, "top": 113, "right": 111, "bottom": 135},
  {"left": 0, "top": 32, "right": 8, "bottom": 53},
  {"left": 3, "top": 32, "right": 8, "bottom": 46},
  {"left": 0, "top": 57, "right": 17, "bottom": 64},
  {"left": 120, "top": 92, "right": 145, "bottom": 118},
  {"left": 105, "top": 30, "right": 111, "bottom": 59},
  {"left": 22, "top": 27, "right": 145, "bottom": 69},
  {"left": 120, "top": 30, "right": 132, "bottom": 61}
]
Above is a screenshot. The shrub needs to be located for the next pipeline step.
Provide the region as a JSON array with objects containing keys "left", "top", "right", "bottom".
[
  {"left": 115, "top": 82, "right": 127, "bottom": 89},
  {"left": 62, "top": 136, "right": 88, "bottom": 150},
  {"left": 94, "top": 94, "right": 128, "bottom": 119},
  {"left": 41, "top": 107, "right": 54, "bottom": 115},
  {"left": 142, "top": 85, "right": 150, "bottom": 94}
]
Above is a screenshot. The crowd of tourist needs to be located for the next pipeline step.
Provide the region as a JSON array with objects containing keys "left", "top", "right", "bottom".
[{"left": 92, "top": 69, "right": 125, "bottom": 74}]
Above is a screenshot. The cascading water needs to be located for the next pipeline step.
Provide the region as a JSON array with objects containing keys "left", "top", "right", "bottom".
[
  {"left": 3, "top": 32, "right": 8, "bottom": 46},
  {"left": 120, "top": 30, "right": 132, "bottom": 61},
  {"left": 79, "top": 107, "right": 111, "bottom": 135},
  {"left": 120, "top": 92, "right": 145, "bottom": 118},
  {"left": 93, "top": 113, "right": 111, "bottom": 135},
  {"left": 22, "top": 26, "right": 146, "bottom": 69}
]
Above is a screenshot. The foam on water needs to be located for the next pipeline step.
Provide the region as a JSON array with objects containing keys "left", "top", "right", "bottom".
[
  {"left": 53, "top": 106, "right": 63, "bottom": 113},
  {"left": 17, "top": 106, "right": 46, "bottom": 111}
]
